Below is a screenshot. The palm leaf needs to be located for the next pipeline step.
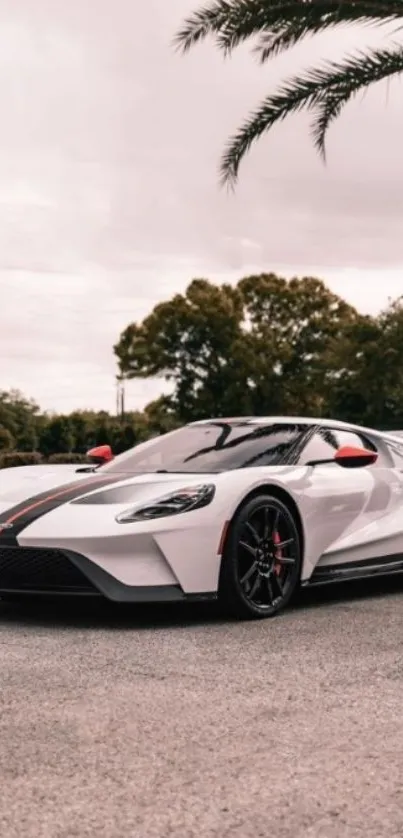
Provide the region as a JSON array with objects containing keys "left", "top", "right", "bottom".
[
  {"left": 310, "top": 92, "right": 351, "bottom": 160},
  {"left": 174, "top": 0, "right": 403, "bottom": 55},
  {"left": 310, "top": 43, "right": 403, "bottom": 157},
  {"left": 219, "top": 43, "right": 403, "bottom": 186},
  {"left": 254, "top": 3, "right": 403, "bottom": 62}
]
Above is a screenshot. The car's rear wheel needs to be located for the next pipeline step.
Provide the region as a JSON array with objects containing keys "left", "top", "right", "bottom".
[{"left": 219, "top": 494, "right": 301, "bottom": 620}]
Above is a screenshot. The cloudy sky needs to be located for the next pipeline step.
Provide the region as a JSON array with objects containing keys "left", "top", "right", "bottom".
[{"left": 0, "top": 0, "right": 402, "bottom": 414}]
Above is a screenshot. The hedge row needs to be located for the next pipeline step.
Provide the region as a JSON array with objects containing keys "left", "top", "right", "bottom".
[{"left": 0, "top": 452, "right": 88, "bottom": 469}]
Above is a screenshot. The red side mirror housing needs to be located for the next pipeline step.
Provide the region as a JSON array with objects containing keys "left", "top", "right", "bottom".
[
  {"left": 334, "top": 445, "right": 378, "bottom": 468},
  {"left": 86, "top": 444, "right": 114, "bottom": 465}
]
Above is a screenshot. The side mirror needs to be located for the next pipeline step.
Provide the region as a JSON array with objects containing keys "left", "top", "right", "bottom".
[
  {"left": 86, "top": 444, "right": 114, "bottom": 465},
  {"left": 334, "top": 445, "right": 378, "bottom": 469},
  {"left": 307, "top": 445, "right": 378, "bottom": 468}
]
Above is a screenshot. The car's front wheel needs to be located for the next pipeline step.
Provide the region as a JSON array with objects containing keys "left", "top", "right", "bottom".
[{"left": 219, "top": 494, "right": 302, "bottom": 620}]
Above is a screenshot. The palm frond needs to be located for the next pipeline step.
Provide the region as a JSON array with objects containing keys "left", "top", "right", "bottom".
[
  {"left": 254, "top": 4, "right": 401, "bottom": 63},
  {"left": 310, "top": 41, "right": 403, "bottom": 157},
  {"left": 174, "top": 0, "right": 403, "bottom": 55},
  {"left": 310, "top": 95, "right": 346, "bottom": 161},
  {"left": 219, "top": 43, "right": 403, "bottom": 186},
  {"left": 173, "top": 0, "right": 240, "bottom": 53}
]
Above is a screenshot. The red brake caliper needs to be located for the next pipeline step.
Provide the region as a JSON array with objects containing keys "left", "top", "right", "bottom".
[{"left": 273, "top": 531, "right": 282, "bottom": 576}]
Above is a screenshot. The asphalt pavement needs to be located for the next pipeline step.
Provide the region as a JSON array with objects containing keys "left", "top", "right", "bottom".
[{"left": 0, "top": 577, "right": 402, "bottom": 838}]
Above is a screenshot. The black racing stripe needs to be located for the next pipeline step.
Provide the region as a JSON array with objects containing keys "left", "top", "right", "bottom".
[{"left": 0, "top": 474, "right": 126, "bottom": 544}]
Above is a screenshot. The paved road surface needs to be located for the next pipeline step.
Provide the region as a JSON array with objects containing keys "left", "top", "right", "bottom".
[{"left": 0, "top": 577, "right": 402, "bottom": 838}]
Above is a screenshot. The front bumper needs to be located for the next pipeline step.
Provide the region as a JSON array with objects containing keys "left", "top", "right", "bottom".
[{"left": 0, "top": 546, "right": 216, "bottom": 603}]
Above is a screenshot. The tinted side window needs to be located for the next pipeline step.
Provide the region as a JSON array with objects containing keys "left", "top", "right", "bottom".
[
  {"left": 300, "top": 428, "right": 377, "bottom": 465},
  {"left": 336, "top": 430, "right": 377, "bottom": 452}
]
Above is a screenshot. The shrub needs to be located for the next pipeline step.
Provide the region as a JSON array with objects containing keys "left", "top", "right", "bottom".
[
  {"left": 0, "top": 425, "right": 15, "bottom": 451},
  {"left": 46, "top": 453, "right": 88, "bottom": 464},
  {"left": 0, "top": 451, "right": 44, "bottom": 469}
]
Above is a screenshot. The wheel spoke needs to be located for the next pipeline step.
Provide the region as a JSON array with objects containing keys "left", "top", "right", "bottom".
[
  {"left": 239, "top": 540, "right": 257, "bottom": 558},
  {"left": 249, "top": 574, "right": 261, "bottom": 599},
  {"left": 276, "top": 537, "right": 295, "bottom": 550},
  {"left": 240, "top": 561, "right": 258, "bottom": 586},
  {"left": 275, "top": 555, "right": 295, "bottom": 565},
  {"left": 263, "top": 505, "right": 270, "bottom": 539},
  {"left": 272, "top": 507, "right": 280, "bottom": 533},
  {"left": 271, "top": 571, "right": 284, "bottom": 597},
  {"left": 245, "top": 521, "right": 261, "bottom": 544},
  {"left": 266, "top": 575, "right": 275, "bottom": 604}
]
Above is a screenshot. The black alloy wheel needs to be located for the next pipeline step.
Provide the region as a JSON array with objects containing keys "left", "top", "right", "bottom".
[{"left": 219, "top": 494, "right": 301, "bottom": 619}]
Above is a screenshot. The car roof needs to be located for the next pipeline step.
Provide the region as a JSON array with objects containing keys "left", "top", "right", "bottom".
[
  {"left": 189, "top": 416, "right": 403, "bottom": 443},
  {"left": 190, "top": 416, "right": 365, "bottom": 430}
]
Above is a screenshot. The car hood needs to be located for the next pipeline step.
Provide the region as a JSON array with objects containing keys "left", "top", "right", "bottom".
[
  {"left": 0, "top": 464, "right": 86, "bottom": 510},
  {"left": 0, "top": 467, "right": 218, "bottom": 515}
]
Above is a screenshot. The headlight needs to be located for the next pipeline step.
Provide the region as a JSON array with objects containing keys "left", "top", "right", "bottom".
[{"left": 115, "top": 484, "right": 216, "bottom": 523}]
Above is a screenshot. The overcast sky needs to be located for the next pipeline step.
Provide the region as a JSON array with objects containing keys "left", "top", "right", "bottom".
[{"left": 0, "top": 0, "right": 402, "bottom": 414}]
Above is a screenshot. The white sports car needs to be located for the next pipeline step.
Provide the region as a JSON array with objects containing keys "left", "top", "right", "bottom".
[{"left": 1, "top": 416, "right": 403, "bottom": 619}]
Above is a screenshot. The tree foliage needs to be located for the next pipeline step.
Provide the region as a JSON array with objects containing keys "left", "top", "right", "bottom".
[
  {"left": 1, "top": 275, "right": 403, "bottom": 468},
  {"left": 174, "top": 0, "right": 403, "bottom": 184},
  {"left": 114, "top": 279, "right": 249, "bottom": 420},
  {"left": 0, "top": 390, "right": 39, "bottom": 451},
  {"left": 327, "top": 297, "right": 403, "bottom": 428},
  {"left": 0, "top": 401, "right": 157, "bottom": 468},
  {"left": 115, "top": 273, "right": 366, "bottom": 421}
]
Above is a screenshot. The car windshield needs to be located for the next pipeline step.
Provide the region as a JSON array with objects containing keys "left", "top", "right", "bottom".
[{"left": 100, "top": 421, "right": 307, "bottom": 474}]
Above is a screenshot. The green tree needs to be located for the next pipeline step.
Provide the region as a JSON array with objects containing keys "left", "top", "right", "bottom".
[
  {"left": 174, "top": 0, "right": 403, "bottom": 185},
  {"left": 67, "top": 411, "right": 95, "bottom": 453},
  {"left": 238, "top": 273, "right": 361, "bottom": 415},
  {"left": 0, "top": 389, "right": 40, "bottom": 450},
  {"left": 328, "top": 296, "right": 403, "bottom": 429},
  {"left": 106, "top": 413, "right": 152, "bottom": 453},
  {"left": 67, "top": 410, "right": 153, "bottom": 455},
  {"left": 144, "top": 396, "right": 181, "bottom": 434},
  {"left": 0, "top": 392, "right": 173, "bottom": 464},
  {"left": 38, "top": 416, "right": 75, "bottom": 456},
  {"left": 114, "top": 273, "right": 362, "bottom": 420},
  {"left": 0, "top": 425, "right": 14, "bottom": 451},
  {"left": 114, "top": 278, "right": 252, "bottom": 421}
]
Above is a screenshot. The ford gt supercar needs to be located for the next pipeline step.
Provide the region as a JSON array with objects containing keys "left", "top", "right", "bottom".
[{"left": 1, "top": 416, "right": 403, "bottom": 619}]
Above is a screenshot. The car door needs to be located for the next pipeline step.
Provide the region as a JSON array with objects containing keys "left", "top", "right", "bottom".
[
  {"left": 365, "top": 437, "right": 403, "bottom": 557},
  {"left": 298, "top": 426, "right": 402, "bottom": 568}
]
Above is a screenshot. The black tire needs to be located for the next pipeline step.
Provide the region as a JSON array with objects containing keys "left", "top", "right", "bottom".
[{"left": 218, "top": 493, "right": 302, "bottom": 620}]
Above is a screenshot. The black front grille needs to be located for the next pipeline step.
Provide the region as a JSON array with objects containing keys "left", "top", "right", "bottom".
[{"left": 0, "top": 547, "right": 98, "bottom": 593}]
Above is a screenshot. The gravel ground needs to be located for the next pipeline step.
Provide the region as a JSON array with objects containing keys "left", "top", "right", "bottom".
[{"left": 0, "top": 577, "right": 402, "bottom": 838}]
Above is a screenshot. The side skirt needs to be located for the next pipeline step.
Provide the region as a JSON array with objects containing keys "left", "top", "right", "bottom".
[{"left": 303, "top": 555, "right": 403, "bottom": 587}]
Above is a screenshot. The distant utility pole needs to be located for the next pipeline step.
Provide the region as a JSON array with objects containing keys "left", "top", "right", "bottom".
[{"left": 115, "top": 376, "right": 125, "bottom": 420}]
